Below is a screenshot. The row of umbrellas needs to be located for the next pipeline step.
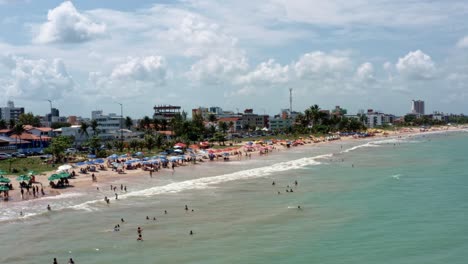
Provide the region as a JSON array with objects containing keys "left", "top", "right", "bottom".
[{"left": 0, "top": 170, "right": 39, "bottom": 183}]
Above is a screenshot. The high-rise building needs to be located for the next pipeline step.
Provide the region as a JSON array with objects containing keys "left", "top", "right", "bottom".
[
  {"left": 1, "top": 100, "right": 25, "bottom": 122},
  {"left": 411, "top": 100, "right": 425, "bottom": 115}
]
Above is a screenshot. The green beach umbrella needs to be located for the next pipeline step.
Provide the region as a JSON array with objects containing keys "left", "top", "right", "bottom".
[
  {"left": 0, "top": 185, "right": 10, "bottom": 191},
  {"left": 48, "top": 174, "right": 61, "bottom": 181},
  {"left": 16, "top": 175, "right": 31, "bottom": 182},
  {"left": 58, "top": 172, "right": 70, "bottom": 179},
  {"left": 0, "top": 170, "right": 7, "bottom": 176},
  {"left": 0, "top": 176, "right": 11, "bottom": 183}
]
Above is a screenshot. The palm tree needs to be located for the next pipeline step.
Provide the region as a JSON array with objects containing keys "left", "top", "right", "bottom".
[
  {"left": 90, "top": 119, "right": 99, "bottom": 136},
  {"left": 208, "top": 114, "right": 217, "bottom": 123},
  {"left": 228, "top": 121, "right": 234, "bottom": 133},
  {"left": 0, "top": 119, "right": 6, "bottom": 129},
  {"left": 160, "top": 119, "right": 168, "bottom": 131},
  {"left": 79, "top": 122, "right": 89, "bottom": 139},
  {"left": 11, "top": 123, "right": 25, "bottom": 148},
  {"left": 152, "top": 118, "right": 160, "bottom": 132}
]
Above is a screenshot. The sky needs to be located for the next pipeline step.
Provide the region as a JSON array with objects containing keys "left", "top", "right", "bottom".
[{"left": 0, "top": 0, "right": 468, "bottom": 118}]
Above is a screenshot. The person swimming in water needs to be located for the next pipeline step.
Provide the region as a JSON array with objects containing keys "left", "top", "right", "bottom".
[
  {"left": 190, "top": 230, "right": 194, "bottom": 235},
  {"left": 294, "top": 180, "right": 298, "bottom": 186},
  {"left": 121, "top": 218, "right": 125, "bottom": 223},
  {"left": 47, "top": 204, "right": 51, "bottom": 211},
  {"left": 185, "top": 205, "right": 188, "bottom": 211},
  {"left": 153, "top": 217, "right": 156, "bottom": 221},
  {"left": 272, "top": 181, "right": 275, "bottom": 186},
  {"left": 164, "top": 210, "right": 167, "bottom": 214},
  {"left": 146, "top": 216, "right": 149, "bottom": 220},
  {"left": 137, "top": 234, "right": 143, "bottom": 241},
  {"left": 297, "top": 205, "right": 302, "bottom": 210}
]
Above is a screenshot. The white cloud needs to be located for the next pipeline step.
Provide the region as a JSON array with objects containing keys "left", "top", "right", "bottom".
[
  {"left": 355, "top": 62, "right": 375, "bottom": 82},
  {"left": 34, "top": 1, "right": 106, "bottom": 44},
  {"left": 456, "top": 36, "right": 468, "bottom": 48},
  {"left": 0, "top": 55, "right": 74, "bottom": 99},
  {"left": 293, "top": 51, "right": 351, "bottom": 79},
  {"left": 188, "top": 53, "right": 248, "bottom": 84},
  {"left": 90, "top": 55, "right": 167, "bottom": 97},
  {"left": 396, "top": 50, "right": 436, "bottom": 80},
  {"left": 237, "top": 59, "right": 289, "bottom": 84}
]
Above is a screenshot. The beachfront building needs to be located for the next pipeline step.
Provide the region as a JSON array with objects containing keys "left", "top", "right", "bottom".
[
  {"left": 365, "top": 109, "right": 396, "bottom": 128},
  {"left": 239, "top": 109, "right": 269, "bottom": 131},
  {"left": 0, "top": 101, "right": 25, "bottom": 122},
  {"left": 153, "top": 105, "right": 181, "bottom": 121},
  {"left": 92, "top": 111, "right": 124, "bottom": 140},
  {"left": 269, "top": 117, "right": 293, "bottom": 131},
  {"left": 411, "top": 100, "right": 425, "bottom": 115},
  {"left": 217, "top": 117, "right": 242, "bottom": 132}
]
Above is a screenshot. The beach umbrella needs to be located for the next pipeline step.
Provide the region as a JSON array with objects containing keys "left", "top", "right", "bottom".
[
  {"left": 135, "top": 152, "right": 144, "bottom": 156},
  {"left": 94, "top": 159, "right": 105, "bottom": 164},
  {"left": 58, "top": 172, "right": 70, "bottom": 179},
  {"left": 58, "top": 164, "right": 73, "bottom": 171},
  {"left": 76, "top": 162, "right": 85, "bottom": 166},
  {"left": 120, "top": 154, "right": 128, "bottom": 158},
  {"left": 0, "top": 169, "right": 7, "bottom": 175},
  {"left": 16, "top": 175, "right": 31, "bottom": 182},
  {"left": 174, "top": 142, "right": 187, "bottom": 148},
  {"left": 0, "top": 176, "right": 10, "bottom": 183},
  {"left": 48, "top": 174, "right": 61, "bottom": 181},
  {"left": 0, "top": 185, "right": 9, "bottom": 192},
  {"left": 169, "top": 156, "right": 178, "bottom": 162},
  {"left": 108, "top": 154, "right": 118, "bottom": 159},
  {"left": 87, "top": 154, "right": 96, "bottom": 159},
  {"left": 125, "top": 161, "right": 134, "bottom": 165},
  {"left": 85, "top": 161, "right": 95, "bottom": 165},
  {"left": 174, "top": 149, "right": 183, "bottom": 153},
  {"left": 159, "top": 151, "right": 168, "bottom": 155}
]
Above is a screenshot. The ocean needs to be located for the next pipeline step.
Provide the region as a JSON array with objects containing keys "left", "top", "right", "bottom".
[{"left": 1, "top": 130, "right": 467, "bottom": 264}]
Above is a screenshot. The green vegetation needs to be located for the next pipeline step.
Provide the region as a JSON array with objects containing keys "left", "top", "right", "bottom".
[{"left": 0, "top": 157, "right": 56, "bottom": 175}]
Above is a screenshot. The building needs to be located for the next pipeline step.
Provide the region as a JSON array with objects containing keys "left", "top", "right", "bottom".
[
  {"left": 217, "top": 117, "right": 242, "bottom": 132},
  {"left": 92, "top": 112, "right": 124, "bottom": 140},
  {"left": 0, "top": 101, "right": 25, "bottom": 122},
  {"left": 365, "top": 109, "right": 396, "bottom": 128},
  {"left": 47, "top": 108, "right": 60, "bottom": 122},
  {"left": 269, "top": 117, "right": 292, "bottom": 131},
  {"left": 411, "top": 100, "right": 425, "bottom": 115},
  {"left": 153, "top": 105, "right": 181, "bottom": 121},
  {"left": 239, "top": 109, "right": 269, "bottom": 130}
]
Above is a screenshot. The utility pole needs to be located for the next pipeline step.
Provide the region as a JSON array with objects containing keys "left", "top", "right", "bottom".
[
  {"left": 46, "top": 99, "right": 52, "bottom": 126},
  {"left": 289, "top": 88, "right": 293, "bottom": 114}
]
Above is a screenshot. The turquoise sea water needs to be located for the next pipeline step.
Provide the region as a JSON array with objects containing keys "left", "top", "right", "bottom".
[{"left": 1, "top": 131, "right": 467, "bottom": 263}]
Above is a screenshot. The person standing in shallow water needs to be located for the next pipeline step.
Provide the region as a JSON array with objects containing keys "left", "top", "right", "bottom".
[{"left": 53, "top": 257, "right": 58, "bottom": 264}]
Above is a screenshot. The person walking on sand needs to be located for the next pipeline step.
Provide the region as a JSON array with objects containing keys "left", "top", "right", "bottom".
[
  {"left": 20, "top": 188, "right": 24, "bottom": 200},
  {"left": 185, "top": 205, "right": 188, "bottom": 211}
]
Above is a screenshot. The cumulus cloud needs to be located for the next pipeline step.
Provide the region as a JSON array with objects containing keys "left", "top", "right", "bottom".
[
  {"left": 237, "top": 59, "right": 289, "bottom": 85},
  {"left": 396, "top": 50, "right": 436, "bottom": 80},
  {"left": 161, "top": 14, "right": 237, "bottom": 57},
  {"left": 188, "top": 53, "right": 248, "bottom": 84},
  {"left": 293, "top": 51, "right": 351, "bottom": 79},
  {"left": 355, "top": 62, "right": 375, "bottom": 82},
  {"left": 90, "top": 55, "right": 167, "bottom": 97},
  {"left": 456, "top": 36, "right": 468, "bottom": 48},
  {"left": 0, "top": 55, "right": 74, "bottom": 99},
  {"left": 34, "top": 1, "right": 106, "bottom": 44}
]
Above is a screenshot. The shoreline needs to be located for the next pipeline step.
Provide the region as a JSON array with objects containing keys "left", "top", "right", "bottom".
[{"left": 1, "top": 125, "right": 466, "bottom": 207}]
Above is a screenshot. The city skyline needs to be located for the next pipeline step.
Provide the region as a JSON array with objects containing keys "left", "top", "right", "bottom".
[{"left": 1, "top": 1, "right": 468, "bottom": 117}]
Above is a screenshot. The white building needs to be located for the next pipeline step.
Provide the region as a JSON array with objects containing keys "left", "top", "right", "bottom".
[
  {"left": 0, "top": 101, "right": 25, "bottom": 122},
  {"left": 269, "top": 118, "right": 292, "bottom": 131},
  {"left": 365, "top": 110, "right": 396, "bottom": 128}
]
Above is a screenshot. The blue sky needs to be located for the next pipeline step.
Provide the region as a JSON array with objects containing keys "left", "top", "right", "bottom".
[{"left": 1, "top": 0, "right": 468, "bottom": 118}]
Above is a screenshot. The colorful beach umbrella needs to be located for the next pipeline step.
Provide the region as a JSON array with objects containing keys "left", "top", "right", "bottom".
[
  {"left": 16, "top": 175, "right": 31, "bottom": 182},
  {"left": 0, "top": 185, "right": 9, "bottom": 191},
  {"left": 0, "top": 176, "right": 10, "bottom": 183}
]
